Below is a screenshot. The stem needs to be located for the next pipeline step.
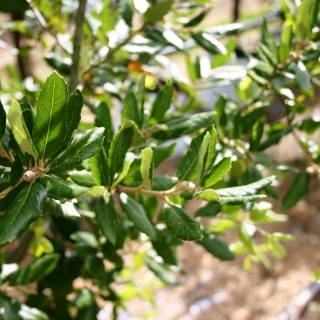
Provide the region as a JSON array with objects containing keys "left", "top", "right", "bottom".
[
  {"left": 69, "top": 0, "right": 87, "bottom": 92},
  {"left": 0, "top": 142, "right": 14, "bottom": 163}
]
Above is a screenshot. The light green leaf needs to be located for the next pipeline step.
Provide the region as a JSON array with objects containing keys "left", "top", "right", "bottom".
[
  {"left": 180, "top": 189, "right": 220, "bottom": 202},
  {"left": 8, "top": 99, "right": 38, "bottom": 159},
  {"left": 202, "top": 157, "right": 232, "bottom": 188},
  {"left": 296, "top": 0, "right": 318, "bottom": 40},
  {"left": 162, "top": 204, "right": 202, "bottom": 241},
  {"left": 30, "top": 236, "right": 54, "bottom": 257},
  {"left": 7, "top": 253, "right": 59, "bottom": 285},
  {"left": 140, "top": 147, "right": 153, "bottom": 189},
  {"left": 279, "top": 21, "right": 292, "bottom": 61},
  {"left": 40, "top": 175, "right": 89, "bottom": 200},
  {"left": 197, "top": 233, "right": 234, "bottom": 260},
  {"left": 144, "top": 0, "right": 173, "bottom": 23},
  {"left": 111, "top": 156, "right": 134, "bottom": 188},
  {"left": 197, "top": 131, "right": 210, "bottom": 184},
  {"left": 47, "top": 128, "right": 105, "bottom": 174},
  {"left": 148, "top": 80, "right": 173, "bottom": 125},
  {"left": 238, "top": 224, "right": 256, "bottom": 254},
  {"left": 119, "top": 193, "right": 155, "bottom": 239},
  {"left": 265, "top": 234, "right": 287, "bottom": 259},
  {"left": 43, "top": 197, "right": 80, "bottom": 218},
  {"left": 85, "top": 186, "right": 105, "bottom": 197},
  {"left": 281, "top": 172, "right": 310, "bottom": 211},
  {"left": 0, "top": 183, "right": 46, "bottom": 245},
  {"left": 32, "top": 71, "right": 68, "bottom": 160}
]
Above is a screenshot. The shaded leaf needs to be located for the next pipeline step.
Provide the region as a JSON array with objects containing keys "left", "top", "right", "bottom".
[
  {"left": 191, "top": 32, "right": 227, "bottom": 55},
  {"left": 0, "top": 100, "right": 5, "bottom": 140},
  {"left": 43, "top": 197, "right": 80, "bottom": 218},
  {"left": 122, "top": 92, "right": 142, "bottom": 128},
  {"left": 95, "top": 101, "right": 114, "bottom": 150},
  {"left": 194, "top": 202, "right": 221, "bottom": 217},
  {"left": 90, "top": 147, "right": 109, "bottom": 186}
]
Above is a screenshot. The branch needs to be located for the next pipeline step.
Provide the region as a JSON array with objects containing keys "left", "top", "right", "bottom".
[{"left": 69, "top": 0, "right": 88, "bottom": 92}]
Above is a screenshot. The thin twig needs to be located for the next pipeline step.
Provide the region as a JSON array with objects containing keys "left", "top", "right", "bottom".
[{"left": 69, "top": 0, "right": 88, "bottom": 92}]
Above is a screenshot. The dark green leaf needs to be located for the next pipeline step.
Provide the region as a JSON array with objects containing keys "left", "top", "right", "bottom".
[
  {"left": 0, "top": 100, "right": 5, "bottom": 140},
  {"left": 201, "top": 157, "right": 232, "bottom": 188},
  {"left": 10, "top": 156, "right": 23, "bottom": 186},
  {"left": 257, "top": 126, "right": 294, "bottom": 151},
  {"left": 84, "top": 255, "right": 105, "bottom": 277},
  {"left": 119, "top": 193, "right": 155, "bottom": 239},
  {"left": 108, "top": 122, "right": 134, "bottom": 185},
  {"left": 281, "top": 172, "right": 310, "bottom": 211},
  {"left": 32, "top": 71, "right": 69, "bottom": 160},
  {"left": 152, "top": 143, "right": 176, "bottom": 168},
  {"left": 0, "top": 183, "right": 46, "bottom": 245},
  {"left": 95, "top": 101, "right": 114, "bottom": 151},
  {"left": 90, "top": 147, "right": 109, "bottom": 186},
  {"left": 7, "top": 254, "right": 60, "bottom": 285},
  {"left": 95, "top": 198, "right": 117, "bottom": 245},
  {"left": 241, "top": 108, "right": 265, "bottom": 134},
  {"left": 162, "top": 204, "right": 202, "bottom": 241},
  {"left": 40, "top": 175, "right": 89, "bottom": 199},
  {"left": 194, "top": 202, "right": 221, "bottom": 217},
  {"left": 145, "top": 256, "right": 180, "bottom": 285},
  {"left": 148, "top": 80, "right": 173, "bottom": 125},
  {"left": 144, "top": 0, "right": 173, "bottom": 23},
  {"left": 20, "top": 96, "right": 35, "bottom": 135},
  {"left": 68, "top": 170, "right": 96, "bottom": 187},
  {"left": 219, "top": 195, "right": 265, "bottom": 205},
  {"left": 47, "top": 128, "right": 105, "bottom": 174},
  {"left": 119, "top": 0, "right": 133, "bottom": 27},
  {"left": 293, "top": 61, "right": 313, "bottom": 92},
  {"left": 197, "top": 233, "right": 234, "bottom": 260},
  {"left": 122, "top": 92, "right": 142, "bottom": 128},
  {"left": 152, "top": 111, "right": 214, "bottom": 139},
  {"left": 43, "top": 197, "right": 80, "bottom": 218},
  {"left": 261, "top": 19, "right": 278, "bottom": 65},
  {"left": 44, "top": 53, "right": 72, "bottom": 75},
  {"left": 249, "top": 121, "right": 264, "bottom": 151},
  {"left": 184, "top": 7, "right": 211, "bottom": 27},
  {"left": 152, "top": 175, "right": 178, "bottom": 191},
  {"left": 191, "top": 32, "right": 227, "bottom": 55},
  {"left": 298, "top": 118, "right": 320, "bottom": 134}
]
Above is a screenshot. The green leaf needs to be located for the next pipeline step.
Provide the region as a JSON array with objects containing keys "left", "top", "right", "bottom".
[
  {"left": 108, "top": 122, "right": 134, "bottom": 185},
  {"left": 111, "top": 155, "right": 134, "bottom": 188},
  {"left": 119, "top": 0, "right": 133, "bottom": 27},
  {"left": 196, "top": 131, "right": 211, "bottom": 184},
  {"left": 95, "top": 101, "right": 114, "bottom": 150},
  {"left": 7, "top": 253, "right": 60, "bottom": 285},
  {"left": 152, "top": 143, "right": 176, "bottom": 168},
  {"left": 152, "top": 111, "right": 214, "bottom": 140},
  {"left": 293, "top": 61, "right": 313, "bottom": 92},
  {"left": 191, "top": 32, "right": 227, "bottom": 55},
  {"left": 144, "top": 0, "right": 173, "bottom": 23},
  {"left": 145, "top": 256, "right": 180, "bottom": 285},
  {"left": 265, "top": 234, "right": 287, "bottom": 259},
  {"left": 298, "top": 118, "right": 320, "bottom": 134},
  {"left": 217, "top": 176, "right": 275, "bottom": 198},
  {"left": 281, "top": 172, "right": 310, "bottom": 211},
  {"left": 0, "top": 100, "right": 5, "bottom": 140},
  {"left": 257, "top": 126, "right": 294, "bottom": 151},
  {"left": 40, "top": 175, "right": 89, "bottom": 200},
  {"left": 32, "top": 71, "right": 69, "bottom": 160},
  {"left": 197, "top": 233, "right": 234, "bottom": 260},
  {"left": 95, "top": 198, "right": 117, "bottom": 245},
  {"left": 0, "top": 293, "right": 49, "bottom": 320},
  {"left": 152, "top": 175, "right": 178, "bottom": 191},
  {"left": 119, "top": 193, "right": 155, "bottom": 239},
  {"left": 177, "top": 129, "right": 210, "bottom": 182},
  {"left": 20, "top": 96, "right": 35, "bottom": 135},
  {"left": 122, "top": 92, "right": 142, "bottom": 128},
  {"left": 162, "top": 204, "right": 202, "bottom": 241},
  {"left": 84, "top": 255, "right": 105, "bottom": 277},
  {"left": 184, "top": 7, "right": 211, "bottom": 27},
  {"left": 68, "top": 170, "right": 96, "bottom": 187},
  {"left": 43, "top": 197, "right": 80, "bottom": 218},
  {"left": 60, "top": 89, "right": 83, "bottom": 150},
  {"left": 194, "top": 202, "right": 221, "bottom": 217},
  {"left": 249, "top": 121, "right": 264, "bottom": 151},
  {"left": 296, "top": 0, "right": 318, "bottom": 40},
  {"left": 180, "top": 189, "right": 220, "bottom": 202},
  {"left": 140, "top": 147, "right": 153, "bottom": 189},
  {"left": 0, "top": 0, "right": 29, "bottom": 13},
  {"left": 10, "top": 157, "right": 23, "bottom": 186},
  {"left": 0, "top": 183, "right": 46, "bottom": 245},
  {"left": 238, "top": 224, "right": 256, "bottom": 254},
  {"left": 202, "top": 157, "right": 232, "bottom": 188},
  {"left": 261, "top": 19, "right": 278, "bottom": 65},
  {"left": 8, "top": 99, "right": 38, "bottom": 159},
  {"left": 148, "top": 80, "right": 173, "bottom": 125},
  {"left": 219, "top": 195, "right": 265, "bottom": 205},
  {"left": 44, "top": 53, "right": 72, "bottom": 75},
  {"left": 48, "top": 128, "right": 105, "bottom": 174},
  {"left": 90, "top": 147, "right": 109, "bottom": 186},
  {"left": 279, "top": 21, "right": 293, "bottom": 61}
]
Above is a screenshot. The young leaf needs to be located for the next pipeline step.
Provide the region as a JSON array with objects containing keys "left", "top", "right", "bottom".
[
  {"left": 140, "top": 147, "right": 153, "bottom": 189},
  {"left": 108, "top": 121, "right": 134, "bottom": 185},
  {"left": 8, "top": 99, "right": 38, "bottom": 160},
  {"left": 90, "top": 147, "right": 109, "bottom": 187},
  {"left": 197, "top": 233, "right": 235, "bottom": 260},
  {"left": 7, "top": 253, "right": 60, "bottom": 285},
  {"left": 95, "top": 198, "right": 117, "bottom": 245},
  {"left": 47, "top": 128, "right": 105, "bottom": 174},
  {"left": 201, "top": 157, "right": 232, "bottom": 188},
  {"left": 119, "top": 193, "right": 155, "bottom": 239},
  {"left": 40, "top": 175, "right": 89, "bottom": 200},
  {"left": 148, "top": 80, "right": 173, "bottom": 125},
  {"left": 95, "top": 101, "right": 114, "bottom": 150},
  {"left": 0, "top": 100, "right": 5, "bottom": 140},
  {"left": 0, "top": 183, "right": 46, "bottom": 245},
  {"left": 111, "top": 156, "right": 133, "bottom": 188},
  {"left": 162, "top": 204, "right": 202, "bottom": 241},
  {"left": 143, "top": 0, "right": 173, "bottom": 23},
  {"left": 281, "top": 172, "right": 310, "bottom": 211},
  {"left": 121, "top": 92, "right": 142, "bottom": 128},
  {"left": 191, "top": 32, "right": 227, "bottom": 55},
  {"left": 32, "top": 71, "right": 69, "bottom": 160}
]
